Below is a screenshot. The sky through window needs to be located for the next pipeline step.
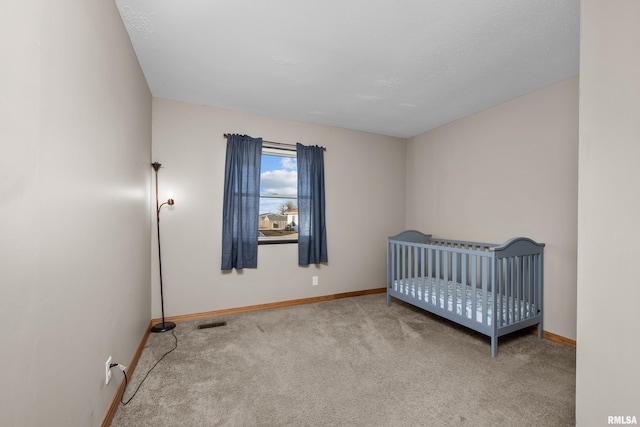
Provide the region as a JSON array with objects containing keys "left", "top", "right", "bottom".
[{"left": 259, "top": 154, "right": 297, "bottom": 215}]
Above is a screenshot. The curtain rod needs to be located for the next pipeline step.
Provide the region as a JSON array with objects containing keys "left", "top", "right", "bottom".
[{"left": 224, "top": 133, "right": 325, "bottom": 151}]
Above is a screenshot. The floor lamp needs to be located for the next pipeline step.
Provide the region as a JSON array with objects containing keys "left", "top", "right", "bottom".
[{"left": 151, "top": 162, "right": 176, "bottom": 333}]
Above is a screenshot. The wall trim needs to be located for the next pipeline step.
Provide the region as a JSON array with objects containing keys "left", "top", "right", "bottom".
[
  {"left": 101, "top": 323, "right": 152, "bottom": 427},
  {"left": 151, "top": 288, "right": 577, "bottom": 350},
  {"left": 538, "top": 328, "right": 576, "bottom": 349},
  {"left": 152, "top": 288, "right": 387, "bottom": 324}
]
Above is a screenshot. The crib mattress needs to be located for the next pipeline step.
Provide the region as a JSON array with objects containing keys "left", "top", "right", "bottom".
[{"left": 392, "top": 279, "right": 534, "bottom": 327}]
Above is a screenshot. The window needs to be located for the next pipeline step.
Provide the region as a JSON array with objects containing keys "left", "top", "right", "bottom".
[{"left": 258, "top": 146, "right": 298, "bottom": 244}]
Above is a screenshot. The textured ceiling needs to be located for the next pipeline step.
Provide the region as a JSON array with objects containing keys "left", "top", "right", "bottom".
[{"left": 116, "top": 0, "right": 579, "bottom": 138}]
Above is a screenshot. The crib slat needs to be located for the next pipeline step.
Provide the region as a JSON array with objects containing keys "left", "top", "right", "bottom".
[
  {"left": 495, "top": 258, "right": 507, "bottom": 326},
  {"left": 512, "top": 257, "right": 517, "bottom": 323},
  {"left": 397, "top": 243, "right": 401, "bottom": 284},
  {"left": 414, "top": 246, "right": 420, "bottom": 299},
  {"left": 406, "top": 246, "right": 410, "bottom": 295},
  {"left": 393, "top": 244, "right": 400, "bottom": 290},
  {"left": 520, "top": 256, "right": 526, "bottom": 321},
  {"left": 499, "top": 257, "right": 503, "bottom": 324},
  {"left": 397, "top": 243, "right": 401, "bottom": 290},
  {"left": 435, "top": 249, "right": 441, "bottom": 308},
  {"left": 420, "top": 247, "right": 426, "bottom": 301},
  {"left": 526, "top": 255, "right": 532, "bottom": 319},
  {"left": 414, "top": 246, "right": 418, "bottom": 296},
  {"left": 461, "top": 253, "right": 467, "bottom": 319},
  {"left": 497, "top": 258, "right": 503, "bottom": 327},
  {"left": 407, "top": 245, "right": 412, "bottom": 285},
  {"left": 527, "top": 255, "right": 533, "bottom": 318},
  {"left": 388, "top": 243, "right": 392, "bottom": 295},
  {"left": 410, "top": 246, "right": 414, "bottom": 293},
  {"left": 427, "top": 248, "right": 433, "bottom": 304},
  {"left": 471, "top": 255, "right": 477, "bottom": 321},
  {"left": 536, "top": 253, "right": 542, "bottom": 314},
  {"left": 536, "top": 254, "right": 541, "bottom": 311},
  {"left": 530, "top": 253, "right": 534, "bottom": 311},
  {"left": 518, "top": 256, "right": 524, "bottom": 321},
  {"left": 531, "top": 254, "right": 536, "bottom": 311},
  {"left": 505, "top": 258, "right": 510, "bottom": 325},
  {"left": 443, "top": 250, "right": 449, "bottom": 311},
  {"left": 391, "top": 243, "right": 396, "bottom": 286},
  {"left": 503, "top": 258, "right": 508, "bottom": 325},
  {"left": 452, "top": 252, "right": 458, "bottom": 316},
  {"left": 395, "top": 244, "right": 400, "bottom": 284},
  {"left": 516, "top": 257, "right": 520, "bottom": 321},
  {"left": 518, "top": 256, "right": 527, "bottom": 320},
  {"left": 401, "top": 244, "right": 405, "bottom": 284},
  {"left": 510, "top": 257, "right": 515, "bottom": 324},
  {"left": 401, "top": 245, "right": 407, "bottom": 293},
  {"left": 518, "top": 256, "right": 523, "bottom": 321},
  {"left": 482, "top": 256, "right": 488, "bottom": 325}
]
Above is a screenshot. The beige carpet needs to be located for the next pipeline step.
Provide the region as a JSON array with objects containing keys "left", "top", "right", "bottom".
[{"left": 111, "top": 293, "right": 575, "bottom": 426}]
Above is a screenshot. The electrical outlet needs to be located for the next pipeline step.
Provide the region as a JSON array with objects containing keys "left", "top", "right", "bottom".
[
  {"left": 312, "top": 276, "right": 319, "bottom": 286},
  {"left": 105, "top": 356, "right": 112, "bottom": 385}
]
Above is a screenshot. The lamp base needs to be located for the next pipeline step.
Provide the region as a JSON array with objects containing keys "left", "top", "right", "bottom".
[{"left": 150, "top": 321, "right": 176, "bottom": 333}]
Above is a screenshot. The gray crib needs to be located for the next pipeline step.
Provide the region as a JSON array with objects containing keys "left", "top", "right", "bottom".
[{"left": 387, "top": 230, "right": 545, "bottom": 357}]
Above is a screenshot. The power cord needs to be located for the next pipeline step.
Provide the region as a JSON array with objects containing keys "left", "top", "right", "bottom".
[{"left": 110, "top": 328, "right": 178, "bottom": 405}]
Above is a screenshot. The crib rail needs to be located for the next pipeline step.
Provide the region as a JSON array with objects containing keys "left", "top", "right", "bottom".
[{"left": 426, "top": 237, "right": 497, "bottom": 252}]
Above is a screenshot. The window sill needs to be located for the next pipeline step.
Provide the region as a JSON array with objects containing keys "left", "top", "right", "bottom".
[{"left": 258, "top": 238, "right": 298, "bottom": 245}]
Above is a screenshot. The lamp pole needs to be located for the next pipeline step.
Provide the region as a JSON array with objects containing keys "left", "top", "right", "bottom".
[{"left": 151, "top": 162, "right": 176, "bottom": 333}]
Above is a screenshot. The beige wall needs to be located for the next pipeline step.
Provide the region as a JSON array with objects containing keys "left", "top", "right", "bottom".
[
  {"left": 151, "top": 98, "right": 406, "bottom": 318},
  {"left": 577, "top": 0, "right": 640, "bottom": 423},
  {"left": 0, "top": 2, "right": 151, "bottom": 426},
  {"left": 406, "top": 77, "right": 579, "bottom": 340}
]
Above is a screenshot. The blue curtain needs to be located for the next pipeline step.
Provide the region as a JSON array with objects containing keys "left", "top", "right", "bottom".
[
  {"left": 221, "top": 134, "right": 262, "bottom": 270},
  {"left": 297, "top": 143, "right": 328, "bottom": 265}
]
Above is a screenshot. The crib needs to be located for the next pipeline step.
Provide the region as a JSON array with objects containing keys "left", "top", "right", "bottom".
[{"left": 387, "top": 230, "right": 545, "bottom": 357}]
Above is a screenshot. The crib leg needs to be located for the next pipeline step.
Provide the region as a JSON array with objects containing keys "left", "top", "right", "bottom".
[
  {"left": 537, "top": 322, "right": 543, "bottom": 340},
  {"left": 386, "top": 291, "right": 391, "bottom": 306},
  {"left": 491, "top": 336, "right": 498, "bottom": 357}
]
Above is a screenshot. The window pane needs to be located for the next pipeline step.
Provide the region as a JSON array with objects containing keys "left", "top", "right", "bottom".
[
  {"left": 259, "top": 153, "right": 298, "bottom": 241},
  {"left": 260, "top": 154, "right": 297, "bottom": 196}
]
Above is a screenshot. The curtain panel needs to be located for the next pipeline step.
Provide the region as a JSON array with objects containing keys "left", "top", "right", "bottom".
[
  {"left": 221, "top": 134, "right": 263, "bottom": 269},
  {"left": 296, "top": 143, "right": 328, "bottom": 265}
]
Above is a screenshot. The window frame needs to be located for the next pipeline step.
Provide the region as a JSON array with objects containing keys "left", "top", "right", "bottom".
[{"left": 258, "top": 145, "right": 298, "bottom": 245}]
